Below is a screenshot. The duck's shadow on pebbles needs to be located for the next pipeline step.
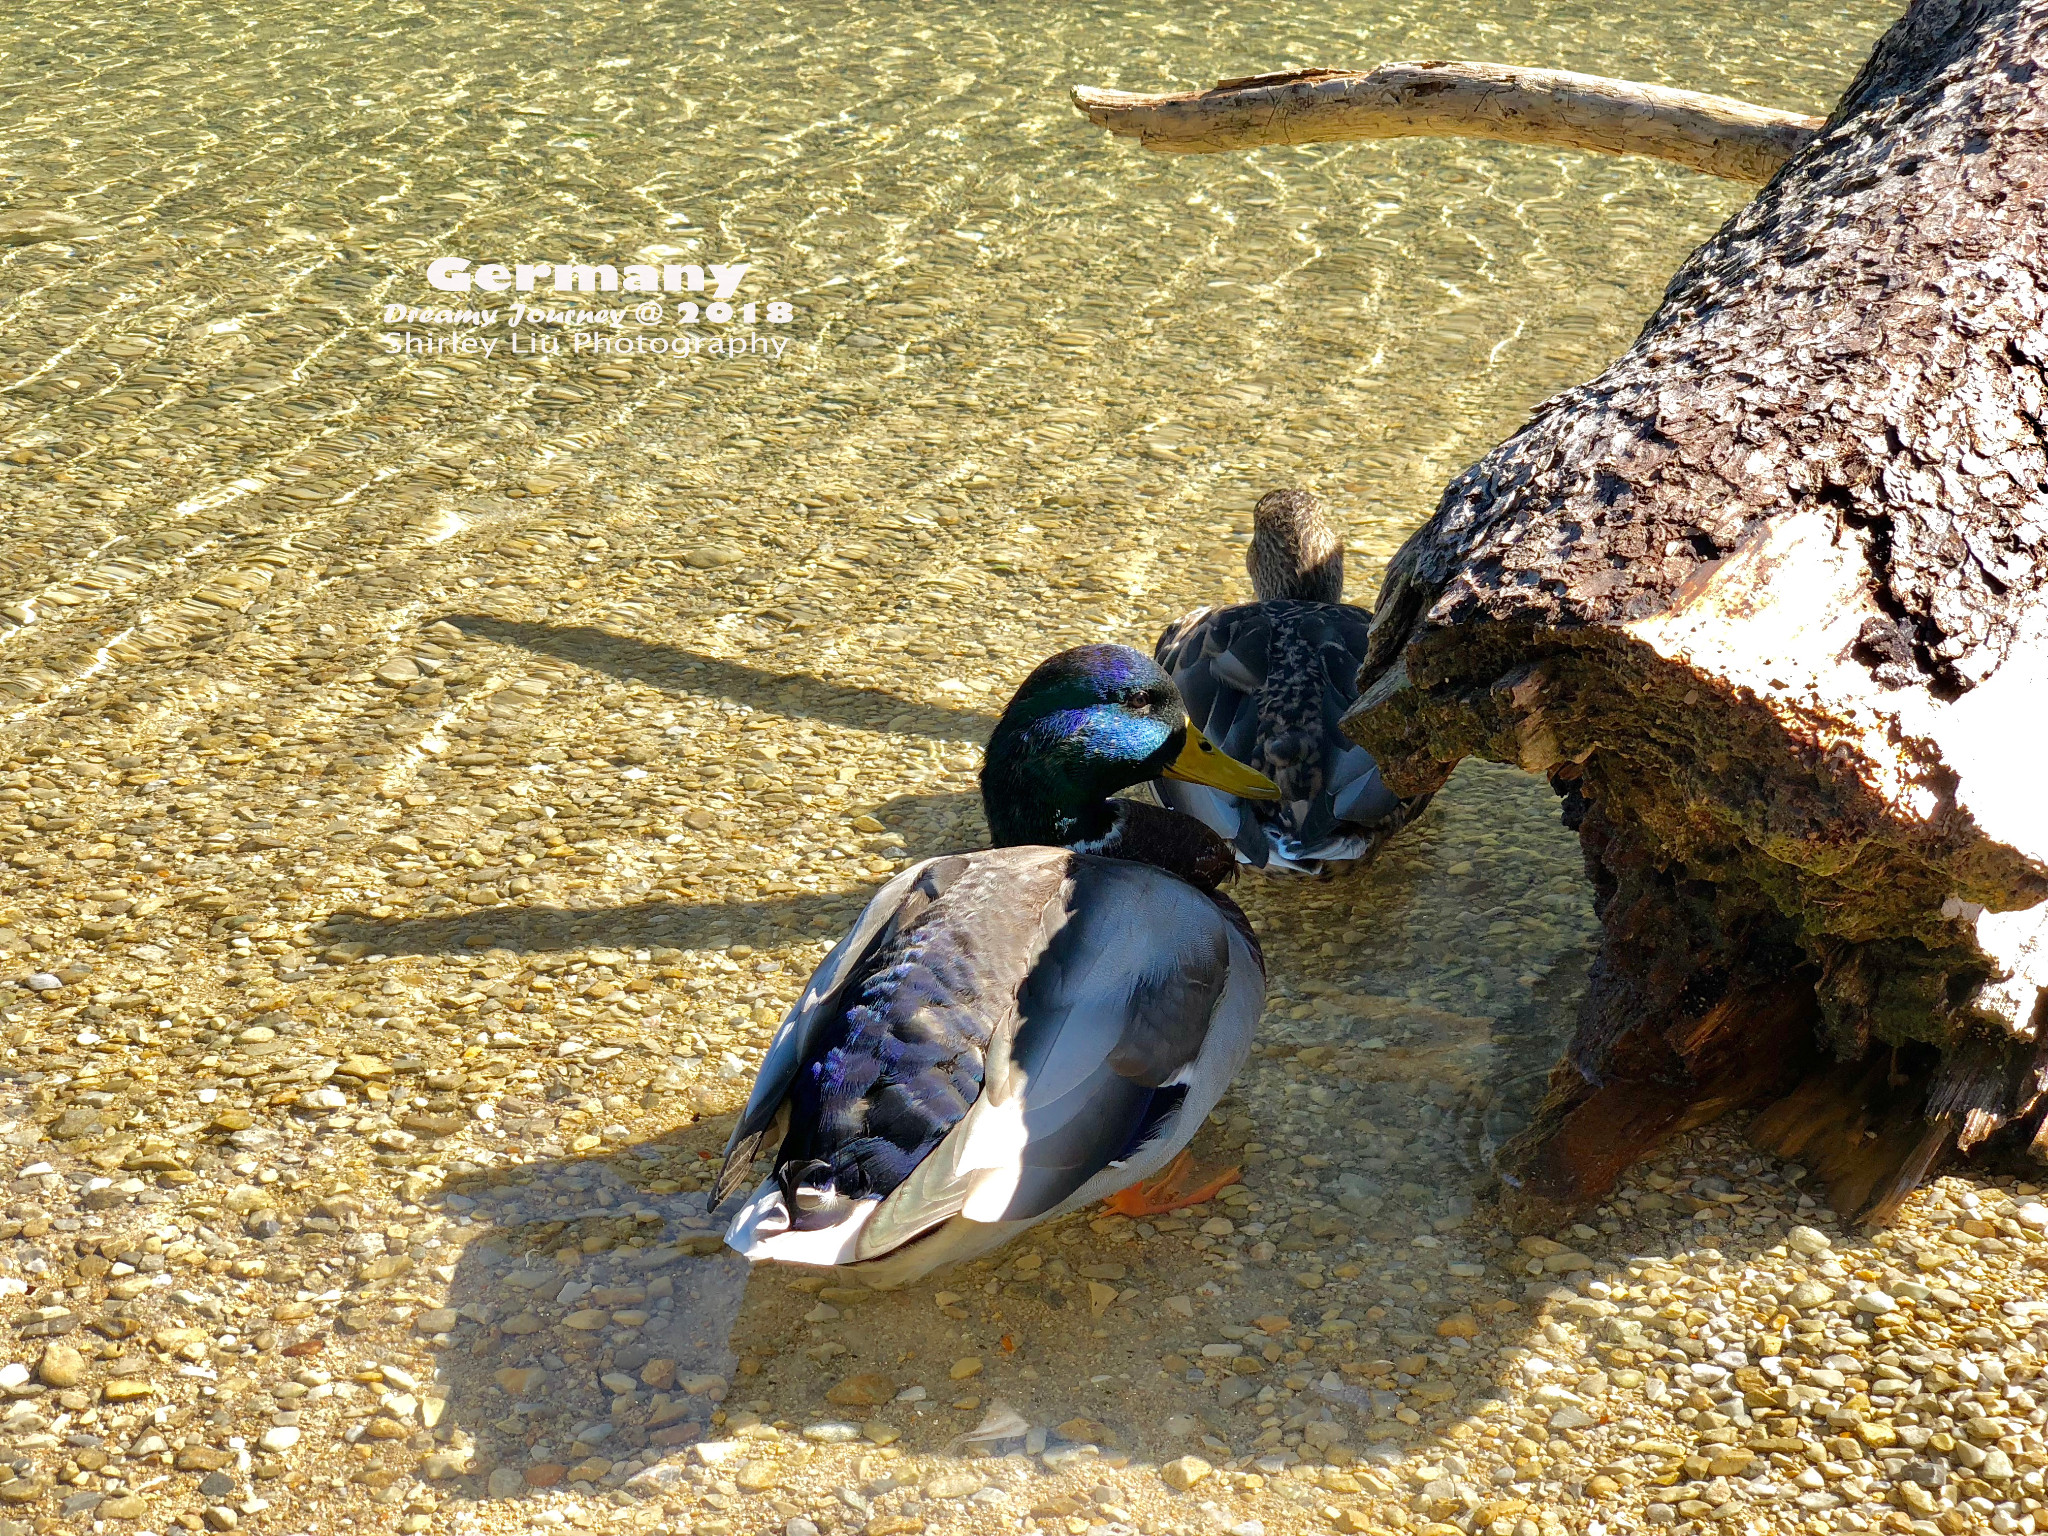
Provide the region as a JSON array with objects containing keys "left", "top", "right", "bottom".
[
  {"left": 414, "top": 1115, "right": 1889, "bottom": 1524},
  {"left": 427, "top": 1132, "right": 752, "bottom": 1502}
]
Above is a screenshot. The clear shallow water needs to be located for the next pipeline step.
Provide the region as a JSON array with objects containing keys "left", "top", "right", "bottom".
[
  {"left": 0, "top": 0, "right": 1898, "bottom": 1148},
  {"left": 3, "top": 0, "right": 1890, "bottom": 563},
  {"left": 0, "top": 0, "right": 1907, "bottom": 1510},
  {"left": 0, "top": 0, "right": 1893, "bottom": 1084},
  {"left": 0, "top": 0, "right": 1896, "bottom": 1164}
]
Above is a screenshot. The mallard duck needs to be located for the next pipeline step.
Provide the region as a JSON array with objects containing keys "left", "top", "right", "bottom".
[
  {"left": 712, "top": 643, "right": 1277, "bottom": 1287},
  {"left": 1152, "top": 488, "right": 1424, "bottom": 875}
]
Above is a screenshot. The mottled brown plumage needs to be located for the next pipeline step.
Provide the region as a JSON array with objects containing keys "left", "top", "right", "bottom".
[
  {"left": 1155, "top": 489, "right": 1427, "bottom": 873},
  {"left": 1247, "top": 488, "right": 1345, "bottom": 604}
]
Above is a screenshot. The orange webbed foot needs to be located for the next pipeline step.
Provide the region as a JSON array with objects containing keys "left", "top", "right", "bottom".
[{"left": 1104, "top": 1148, "right": 1242, "bottom": 1217}]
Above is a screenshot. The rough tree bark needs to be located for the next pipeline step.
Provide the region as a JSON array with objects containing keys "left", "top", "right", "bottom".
[
  {"left": 1339, "top": 0, "right": 2048, "bottom": 1230},
  {"left": 1073, "top": 63, "right": 1822, "bottom": 184}
]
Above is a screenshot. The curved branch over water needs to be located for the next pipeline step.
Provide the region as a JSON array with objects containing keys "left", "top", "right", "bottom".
[{"left": 1071, "top": 61, "right": 1823, "bottom": 183}]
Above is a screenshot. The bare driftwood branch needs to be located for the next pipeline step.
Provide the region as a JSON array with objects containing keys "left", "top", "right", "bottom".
[
  {"left": 1071, "top": 62, "right": 1823, "bottom": 183},
  {"left": 1339, "top": 0, "right": 2048, "bottom": 1229}
]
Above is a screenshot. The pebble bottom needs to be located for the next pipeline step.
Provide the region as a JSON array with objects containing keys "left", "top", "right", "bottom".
[{"left": 0, "top": 0, "right": 1932, "bottom": 1532}]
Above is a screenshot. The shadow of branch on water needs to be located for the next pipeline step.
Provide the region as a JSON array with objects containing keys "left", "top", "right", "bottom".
[
  {"left": 312, "top": 893, "right": 871, "bottom": 957},
  {"left": 438, "top": 614, "right": 999, "bottom": 741},
  {"left": 311, "top": 790, "right": 987, "bottom": 957}
]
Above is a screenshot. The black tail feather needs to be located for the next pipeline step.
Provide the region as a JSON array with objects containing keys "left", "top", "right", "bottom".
[{"left": 712, "top": 1129, "right": 771, "bottom": 1205}]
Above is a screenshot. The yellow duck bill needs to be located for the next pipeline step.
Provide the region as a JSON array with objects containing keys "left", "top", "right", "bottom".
[{"left": 1162, "top": 724, "right": 1280, "bottom": 800}]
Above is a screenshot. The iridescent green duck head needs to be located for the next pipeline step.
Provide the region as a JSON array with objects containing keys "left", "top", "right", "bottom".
[{"left": 980, "top": 644, "right": 1278, "bottom": 880}]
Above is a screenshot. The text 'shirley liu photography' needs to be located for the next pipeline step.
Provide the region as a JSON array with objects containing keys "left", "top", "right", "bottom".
[{"left": 381, "top": 256, "right": 797, "bottom": 360}]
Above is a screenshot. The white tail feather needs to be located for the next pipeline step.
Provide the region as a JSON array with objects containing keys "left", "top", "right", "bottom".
[{"left": 724, "top": 1181, "right": 881, "bottom": 1267}]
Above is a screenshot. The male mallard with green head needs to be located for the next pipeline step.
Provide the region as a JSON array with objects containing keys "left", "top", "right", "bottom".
[
  {"left": 1153, "top": 488, "right": 1426, "bottom": 875},
  {"left": 713, "top": 643, "right": 1276, "bottom": 1287}
]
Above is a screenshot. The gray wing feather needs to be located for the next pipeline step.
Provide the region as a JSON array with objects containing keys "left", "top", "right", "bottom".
[
  {"left": 1331, "top": 753, "right": 1401, "bottom": 825},
  {"left": 1210, "top": 647, "right": 1261, "bottom": 694},
  {"left": 987, "top": 859, "right": 1233, "bottom": 1219}
]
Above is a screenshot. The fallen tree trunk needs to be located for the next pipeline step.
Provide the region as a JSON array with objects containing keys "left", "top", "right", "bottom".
[
  {"left": 1339, "top": 0, "right": 2048, "bottom": 1229},
  {"left": 1072, "top": 63, "right": 1823, "bottom": 184}
]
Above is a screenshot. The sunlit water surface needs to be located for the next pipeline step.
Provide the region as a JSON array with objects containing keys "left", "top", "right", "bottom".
[{"left": 0, "top": 0, "right": 1897, "bottom": 1427}]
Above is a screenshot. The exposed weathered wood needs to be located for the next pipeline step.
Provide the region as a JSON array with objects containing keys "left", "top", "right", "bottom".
[
  {"left": 1749, "top": 1053, "right": 1952, "bottom": 1227},
  {"left": 1490, "top": 782, "right": 1823, "bottom": 1233},
  {"left": 1071, "top": 63, "right": 1823, "bottom": 184},
  {"left": 1340, "top": 0, "right": 2048, "bottom": 1227}
]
